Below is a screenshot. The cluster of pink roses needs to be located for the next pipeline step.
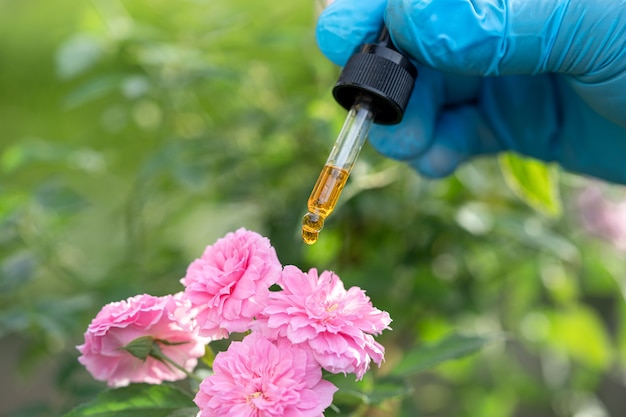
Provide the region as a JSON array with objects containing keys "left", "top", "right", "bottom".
[{"left": 77, "top": 228, "right": 391, "bottom": 417}]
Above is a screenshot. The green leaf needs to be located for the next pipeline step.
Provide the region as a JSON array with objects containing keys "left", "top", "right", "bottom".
[
  {"left": 63, "top": 75, "right": 122, "bottom": 108},
  {"left": 1, "top": 140, "right": 71, "bottom": 173},
  {"left": 547, "top": 306, "right": 613, "bottom": 370},
  {"left": 499, "top": 152, "right": 562, "bottom": 217},
  {"left": 324, "top": 373, "right": 411, "bottom": 407},
  {"left": 200, "top": 345, "right": 215, "bottom": 368},
  {"left": 34, "top": 179, "right": 89, "bottom": 214},
  {"left": 390, "top": 334, "right": 502, "bottom": 377},
  {"left": 324, "top": 373, "right": 372, "bottom": 407},
  {"left": 0, "top": 250, "right": 38, "bottom": 293},
  {"left": 62, "top": 384, "right": 196, "bottom": 417},
  {"left": 121, "top": 336, "right": 155, "bottom": 361},
  {"left": 365, "top": 377, "right": 413, "bottom": 404},
  {"left": 55, "top": 34, "right": 104, "bottom": 80},
  {"left": 164, "top": 408, "right": 199, "bottom": 417}
]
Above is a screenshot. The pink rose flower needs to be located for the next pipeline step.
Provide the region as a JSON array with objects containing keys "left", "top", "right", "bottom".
[
  {"left": 77, "top": 293, "right": 207, "bottom": 387},
  {"left": 256, "top": 266, "right": 392, "bottom": 380},
  {"left": 181, "top": 228, "right": 282, "bottom": 338},
  {"left": 195, "top": 332, "right": 337, "bottom": 417}
]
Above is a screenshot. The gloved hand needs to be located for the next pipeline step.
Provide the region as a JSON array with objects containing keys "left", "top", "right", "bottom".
[{"left": 316, "top": 0, "right": 626, "bottom": 184}]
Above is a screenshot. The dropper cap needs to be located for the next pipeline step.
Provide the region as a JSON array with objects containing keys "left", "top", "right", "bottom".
[{"left": 332, "top": 27, "right": 417, "bottom": 125}]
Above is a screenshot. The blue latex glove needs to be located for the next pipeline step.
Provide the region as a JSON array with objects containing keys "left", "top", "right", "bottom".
[{"left": 316, "top": 0, "right": 626, "bottom": 183}]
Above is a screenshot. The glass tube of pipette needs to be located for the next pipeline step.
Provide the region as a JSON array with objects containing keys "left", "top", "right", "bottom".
[{"left": 301, "top": 96, "right": 375, "bottom": 244}]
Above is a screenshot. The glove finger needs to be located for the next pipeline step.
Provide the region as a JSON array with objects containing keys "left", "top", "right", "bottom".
[
  {"left": 569, "top": 71, "right": 626, "bottom": 130},
  {"left": 479, "top": 74, "right": 560, "bottom": 161},
  {"left": 409, "top": 106, "right": 503, "bottom": 178},
  {"left": 368, "top": 66, "right": 442, "bottom": 160},
  {"left": 316, "top": 0, "right": 386, "bottom": 66},
  {"left": 369, "top": 66, "right": 482, "bottom": 161},
  {"left": 385, "top": 0, "right": 626, "bottom": 77}
]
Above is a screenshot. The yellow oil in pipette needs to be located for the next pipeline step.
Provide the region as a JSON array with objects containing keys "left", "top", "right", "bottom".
[{"left": 302, "top": 165, "right": 350, "bottom": 244}]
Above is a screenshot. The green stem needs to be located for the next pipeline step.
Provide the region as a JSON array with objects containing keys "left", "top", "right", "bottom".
[{"left": 150, "top": 342, "right": 204, "bottom": 382}]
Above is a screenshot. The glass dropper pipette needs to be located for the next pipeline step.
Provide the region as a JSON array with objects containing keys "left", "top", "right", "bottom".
[
  {"left": 301, "top": 96, "right": 374, "bottom": 244},
  {"left": 302, "top": 27, "right": 418, "bottom": 244}
]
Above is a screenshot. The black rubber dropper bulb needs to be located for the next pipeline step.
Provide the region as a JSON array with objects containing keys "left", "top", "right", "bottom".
[{"left": 332, "top": 26, "right": 418, "bottom": 124}]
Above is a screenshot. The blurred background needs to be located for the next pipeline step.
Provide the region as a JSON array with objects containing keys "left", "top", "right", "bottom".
[{"left": 2, "top": 0, "right": 626, "bottom": 416}]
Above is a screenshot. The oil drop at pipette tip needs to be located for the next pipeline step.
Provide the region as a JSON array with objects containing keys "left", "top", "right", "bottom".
[
  {"left": 301, "top": 228, "right": 319, "bottom": 245},
  {"left": 301, "top": 165, "right": 350, "bottom": 245},
  {"left": 301, "top": 212, "right": 324, "bottom": 245}
]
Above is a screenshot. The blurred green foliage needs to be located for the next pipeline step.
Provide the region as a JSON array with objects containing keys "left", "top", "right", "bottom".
[{"left": 2, "top": 0, "right": 626, "bottom": 416}]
